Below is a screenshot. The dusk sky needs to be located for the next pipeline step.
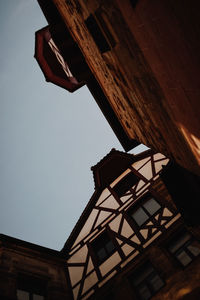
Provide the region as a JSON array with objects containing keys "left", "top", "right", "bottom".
[{"left": 0, "top": 0, "right": 146, "bottom": 250}]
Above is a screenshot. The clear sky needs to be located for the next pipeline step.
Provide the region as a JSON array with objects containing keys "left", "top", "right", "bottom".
[{"left": 0, "top": 0, "right": 146, "bottom": 250}]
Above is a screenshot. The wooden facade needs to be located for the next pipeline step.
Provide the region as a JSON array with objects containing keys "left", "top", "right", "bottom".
[
  {"left": 36, "top": 0, "right": 200, "bottom": 176},
  {"left": 62, "top": 149, "right": 189, "bottom": 300}
]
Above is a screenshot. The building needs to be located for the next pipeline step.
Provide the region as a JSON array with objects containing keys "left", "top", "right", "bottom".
[
  {"left": 35, "top": 0, "right": 200, "bottom": 176},
  {"left": 1, "top": 149, "right": 200, "bottom": 300},
  {"left": 34, "top": 2, "right": 139, "bottom": 151},
  {"left": 10, "top": 2, "right": 200, "bottom": 297},
  {"left": 62, "top": 149, "right": 200, "bottom": 300},
  {"left": 0, "top": 235, "right": 70, "bottom": 300}
]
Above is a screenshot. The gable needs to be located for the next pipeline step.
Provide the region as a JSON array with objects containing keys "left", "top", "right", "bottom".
[
  {"left": 64, "top": 151, "right": 170, "bottom": 254},
  {"left": 64, "top": 152, "right": 181, "bottom": 300}
]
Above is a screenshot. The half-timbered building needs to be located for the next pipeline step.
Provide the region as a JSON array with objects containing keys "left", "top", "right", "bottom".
[
  {"left": 62, "top": 149, "right": 200, "bottom": 300},
  {"left": 1, "top": 149, "right": 200, "bottom": 299}
]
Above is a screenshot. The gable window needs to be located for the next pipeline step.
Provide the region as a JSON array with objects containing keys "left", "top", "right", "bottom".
[
  {"left": 113, "top": 172, "right": 139, "bottom": 197},
  {"left": 91, "top": 231, "right": 116, "bottom": 265},
  {"left": 130, "top": 262, "right": 164, "bottom": 300},
  {"left": 131, "top": 196, "right": 161, "bottom": 226},
  {"left": 17, "top": 274, "right": 46, "bottom": 300},
  {"left": 168, "top": 230, "right": 200, "bottom": 267}
]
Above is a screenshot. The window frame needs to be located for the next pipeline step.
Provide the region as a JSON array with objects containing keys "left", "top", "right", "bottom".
[
  {"left": 128, "top": 194, "right": 162, "bottom": 228},
  {"left": 17, "top": 290, "right": 45, "bottom": 300},
  {"left": 112, "top": 171, "right": 139, "bottom": 198},
  {"left": 129, "top": 262, "right": 165, "bottom": 300},
  {"left": 167, "top": 229, "right": 200, "bottom": 268},
  {"left": 89, "top": 230, "right": 118, "bottom": 266},
  {"left": 17, "top": 273, "right": 46, "bottom": 300}
]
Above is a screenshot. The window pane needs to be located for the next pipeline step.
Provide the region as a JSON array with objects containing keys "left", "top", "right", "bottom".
[
  {"left": 143, "top": 198, "right": 160, "bottom": 215},
  {"left": 92, "top": 231, "right": 117, "bottom": 264},
  {"left": 132, "top": 207, "right": 149, "bottom": 226},
  {"left": 137, "top": 284, "right": 151, "bottom": 300},
  {"left": 17, "top": 290, "right": 29, "bottom": 300},
  {"left": 97, "top": 247, "right": 107, "bottom": 262},
  {"left": 132, "top": 265, "right": 154, "bottom": 286},
  {"left": 187, "top": 244, "right": 200, "bottom": 257},
  {"left": 149, "top": 274, "right": 164, "bottom": 291},
  {"left": 33, "top": 295, "right": 44, "bottom": 300},
  {"left": 168, "top": 232, "right": 191, "bottom": 253},
  {"left": 130, "top": 264, "right": 164, "bottom": 300},
  {"left": 105, "top": 240, "right": 115, "bottom": 254},
  {"left": 176, "top": 250, "right": 192, "bottom": 266}
]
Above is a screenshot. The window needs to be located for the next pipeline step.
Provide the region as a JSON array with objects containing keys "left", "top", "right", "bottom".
[
  {"left": 113, "top": 172, "right": 139, "bottom": 197},
  {"left": 168, "top": 231, "right": 200, "bottom": 267},
  {"left": 17, "top": 275, "right": 46, "bottom": 300},
  {"left": 130, "top": 263, "right": 164, "bottom": 300},
  {"left": 17, "top": 291, "right": 44, "bottom": 300},
  {"left": 91, "top": 231, "right": 116, "bottom": 265},
  {"left": 130, "top": 0, "right": 139, "bottom": 9},
  {"left": 131, "top": 197, "right": 161, "bottom": 226},
  {"left": 85, "top": 14, "right": 115, "bottom": 53}
]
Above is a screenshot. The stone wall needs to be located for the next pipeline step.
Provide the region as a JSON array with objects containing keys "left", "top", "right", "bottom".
[
  {"left": 53, "top": 0, "right": 200, "bottom": 175},
  {"left": 0, "top": 235, "right": 71, "bottom": 300}
]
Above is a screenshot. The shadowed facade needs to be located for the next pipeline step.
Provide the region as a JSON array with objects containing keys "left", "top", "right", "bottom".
[{"left": 35, "top": 0, "right": 200, "bottom": 176}]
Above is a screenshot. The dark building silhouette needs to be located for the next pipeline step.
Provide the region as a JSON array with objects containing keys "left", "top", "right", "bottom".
[
  {"left": 0, "top": 234, "right": 70, "bottom": 300},
  {"left": 35, "top": 0, "right": 200, "bottom": 177},
  {"left": 35, "top": 0, "right": 200, "bottom": 224}
]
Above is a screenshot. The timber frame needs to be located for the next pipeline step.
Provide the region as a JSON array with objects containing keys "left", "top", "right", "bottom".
[{"left": 62, "top": 149, "right": 181, "bottom": 300}]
